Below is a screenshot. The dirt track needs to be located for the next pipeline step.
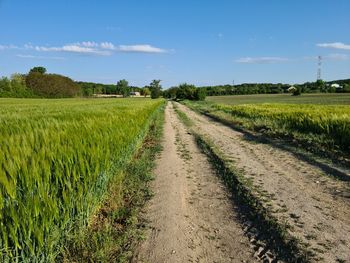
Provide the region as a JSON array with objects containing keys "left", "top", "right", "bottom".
[
  {"left": 133, "top": 102, "right": 350, "bottom": 263},
  {"left": 133, "top": 102, "right": 258, "bottom": 263}
]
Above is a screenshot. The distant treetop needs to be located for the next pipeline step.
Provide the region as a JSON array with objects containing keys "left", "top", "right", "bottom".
[{"left": 29, "top": 67, "right": 47, "bottom": 74}]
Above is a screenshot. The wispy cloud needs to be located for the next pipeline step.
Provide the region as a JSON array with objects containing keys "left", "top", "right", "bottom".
[
  {"left": 16, "top": 54, "right": 65, "bottom": 60},
  {"left": 34, "top": 44, "right": 111, "bottom": 55},
  {"left": 235, "top": 57, "right": 289, "bottom": 64},
  {"left": 118, "top": 44, "right": 167, "bottom": 53},
  {"left": 0, "top": 44, "right": 19, "bottom": 50},
  {"left": 317, "top": 42, "right": 350, "bottom": 50},
  {"left": 0, "top": 42, "right": 169, "bottom": 55}
]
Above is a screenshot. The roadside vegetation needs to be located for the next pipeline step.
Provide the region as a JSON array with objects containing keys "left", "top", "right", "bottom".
[{"left": 0, "top": 98, "right": 164, "bottom": 262}]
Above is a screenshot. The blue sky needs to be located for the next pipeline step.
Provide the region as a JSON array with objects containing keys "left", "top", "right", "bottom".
[{"left": 0, "top": 0, "right": 349, "bottom": 87}]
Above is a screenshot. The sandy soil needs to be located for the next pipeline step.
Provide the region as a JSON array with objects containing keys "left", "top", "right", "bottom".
[
  {"left": 175, "top": 102, "right": 350, "bottom": 263},
  {"left": 132, "top": 102, "right": 259, "bottom": 263}
]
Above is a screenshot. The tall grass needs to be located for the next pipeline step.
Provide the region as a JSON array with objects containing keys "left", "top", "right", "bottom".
[
  {"left": 214, "top": 103, "right": 350, "bottom": 151},
  {"left": 0, "top": 98, "right": 164, "bottom": 261}
]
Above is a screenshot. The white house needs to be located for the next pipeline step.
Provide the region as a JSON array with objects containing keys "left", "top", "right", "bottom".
[
  {"left": 331, "top": 83, "right": 342, "bottom": 89},
  {"left": 130, "top": 91, "right": 141, "bottom": 97}
]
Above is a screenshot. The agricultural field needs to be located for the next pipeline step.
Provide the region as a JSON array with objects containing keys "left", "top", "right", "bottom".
[
  {"left": 207, "top": 93, "right": 350, "bottom": 105},
  {"left": 0, "top": 98, "right": 164, "bottom": 261}
]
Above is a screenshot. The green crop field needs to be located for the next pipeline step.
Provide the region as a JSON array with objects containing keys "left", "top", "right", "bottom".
[
  {"left": 207, "top": 93, "right": 350, "bottom": 105},
  {"left": 0, "top": 98, "right": 164, "bottom": 261},
  {"left": 214, "top": 103, "right": 350, "bottom": 150}
]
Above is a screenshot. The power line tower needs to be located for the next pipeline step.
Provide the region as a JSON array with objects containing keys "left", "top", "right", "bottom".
[{"left": 317, "top": 55, "right": 322, "bottom": 80}]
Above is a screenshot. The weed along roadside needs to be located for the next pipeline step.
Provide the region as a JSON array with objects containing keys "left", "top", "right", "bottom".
[{"left": 174, "top": 101, "right": 350, "bottom": 263}]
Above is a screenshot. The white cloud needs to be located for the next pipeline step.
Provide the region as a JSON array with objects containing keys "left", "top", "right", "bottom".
[
  {"left": 100, "top": 42, "right": 115, "bottom": 50},
  {"left": 0, "top": 44, "right": 19, "bottom": 50},
  {"left": 16, "top": 54, "right": 65, "bottom": 60},
  {"left": 1, "top": 42, "right": 169, "bottom": 55},
  {"left": 235, "top": 57, "right": 289, "bottom": 63},
  {"left": 34, "top": 44, "right": 111, "bottom": 55},
  {"left": 80, "top": 41, "right": 98, "bottom": 47},
  {"left": 317, "top": 42, "right": 350, "bottom": 50},
  {"left": 118, "top": 44, "right": 167, "bottom": 53}
]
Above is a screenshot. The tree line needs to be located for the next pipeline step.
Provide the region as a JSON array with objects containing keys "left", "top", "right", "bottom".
[
  {"left": 0, "top": 67, "right": 80, "bottom": 98},
  {"left": 1, "top": 66, "right": 349, "bottom": 99},
  {"left": 198, "top": 79, "right": 350, "bottom": 96},
  {"left": 78, "top": 79, "right": 162, "bottom": 99},
  {"left": 0, "top": 67, "right": 163, "bottom": 99}
]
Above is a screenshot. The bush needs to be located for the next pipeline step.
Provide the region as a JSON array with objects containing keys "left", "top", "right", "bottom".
[
  {"left": 0, "top": 75, "right": 35, "bottom": 98},
  {"left": 150, "top": 80, "right": 162, "bottom": 99},
  {"left": 168, "top": 83, "right": 205, "bottom": 101},
  {"left": 194, "top": 88, "right": 206, "bottom": 101},
  {"left": 26, "top": 72, "right": 80, "bottom": 98},
  {"left": 292, "top": 87, "right": 301, "bottom": 96}
]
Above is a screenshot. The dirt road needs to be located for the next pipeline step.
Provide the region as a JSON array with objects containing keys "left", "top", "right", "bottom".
[
  {"left": 175, "top": 102, "right": 350, "bottom": 263},
  {"left": 133, "top": 102, "right": 258, "bottom": 263}
]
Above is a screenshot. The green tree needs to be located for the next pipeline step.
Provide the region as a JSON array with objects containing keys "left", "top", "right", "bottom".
[
  {"left": 116, "top": 79, "right": 130, "bottom": 97},
  {"left": 316, "top": 79, "right": 326, "bottom": 92},
  {"left": 141, "top": 87, "right": 151, "bottom": 97},
  {"left": 26, "top": 72, "right": 79, "bottom": 98},
  {"left": 292, "top": 86, "right": 302, "bottom": 96},
  {"left": 149, "top": 79, "right": 162, "bottom": 99},
  {"left": 343, "top": 84, "right": 350, "bottom": 93},
  {"left": 0, "top": 77, "right": 11, "bottom": 93},
  {"left": 193, "top": 88, "right": 206, "bottom": 100},
  {"left": 176, "top": 83, "right": 196, "bottom": 100},
  {"left": 29, "top": 66, "right": 47, "bottom": 74}
]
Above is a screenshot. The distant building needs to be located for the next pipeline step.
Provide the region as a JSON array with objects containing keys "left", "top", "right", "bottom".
[
  {"left": 130, "top": 91, "right": 141, "bottom": 96},
  {"left": 287, "top": 86, "right": 297, "bottom": 92},
  {"left": 93, "top": 94, "right": 122, "bottom": 98},
  {"left": 331, "top": 83, "right": 342, "bottom": 89}
]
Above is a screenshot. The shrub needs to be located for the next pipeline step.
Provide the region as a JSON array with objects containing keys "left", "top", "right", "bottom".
[{"left": 26, "top": 72, "right": 80, "bottom": 98}]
